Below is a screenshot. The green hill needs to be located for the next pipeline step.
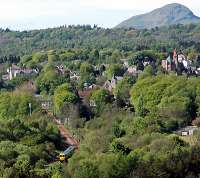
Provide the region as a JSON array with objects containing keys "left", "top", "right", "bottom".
[
  {"left": 1, "top": 23, "right": 200, "bottom": 57},
  {"left": 116, "top": 3, "right": 200, "bottom": 29}
]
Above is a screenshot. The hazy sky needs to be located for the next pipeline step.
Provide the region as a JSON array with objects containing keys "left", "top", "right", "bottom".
[{"left": 0, "top": 0, "right": 200, "bottom": 30}]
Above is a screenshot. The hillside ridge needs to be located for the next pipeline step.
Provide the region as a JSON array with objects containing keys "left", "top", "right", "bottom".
[{"left": 116, "top": 3, "right": 200, "bottom": 29}]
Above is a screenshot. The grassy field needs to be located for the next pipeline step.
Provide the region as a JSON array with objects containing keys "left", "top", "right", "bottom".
[{"left": 180, "top": 136, "right": 197, "bottom": 146}]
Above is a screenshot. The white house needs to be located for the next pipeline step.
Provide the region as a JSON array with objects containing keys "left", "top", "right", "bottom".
[
  {"left": 120, "top": 59, "right": 129, "bottom": 67},
  {"left": 70, "top": 71, "right": 80, "bottom": 81},
  {"left": 127, "top": 66, "right": 137, "bottom": 74},
  {"left": 7, "top": 64, "right": 38, "bottom": 80},
  {"left": 176, "top": 126, "right": 198, "bottom": 136},
  {"left": 178, "top": 54, "right": 186, "bottom": 63},
  {"left": 182, "top": 59, "right": 191, "bottom": 69}
]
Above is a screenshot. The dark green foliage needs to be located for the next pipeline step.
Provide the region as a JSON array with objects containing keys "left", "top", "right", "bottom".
[
  {"left": 2, "top": 24, "right": 200, "bottom": 57},
  {"left": 0, "top": 78, "right": 13, "bottom": 91},
  {"left": 0, "top": 55, "right": 20, "bottom": 64}
]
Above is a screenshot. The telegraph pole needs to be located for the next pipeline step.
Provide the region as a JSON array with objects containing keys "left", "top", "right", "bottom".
[{"left": 29, "top": 103, "right": 32, "bottom": 116}]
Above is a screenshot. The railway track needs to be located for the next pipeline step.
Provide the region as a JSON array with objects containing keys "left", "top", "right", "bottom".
[{"left": 47, "top": 111, "right": 79, "bottom": 147}]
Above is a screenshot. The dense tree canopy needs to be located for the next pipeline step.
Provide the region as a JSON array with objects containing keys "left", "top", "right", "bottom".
[
  {"left": 1, "top": 24, "right": 200, "bottom": 57},
  {"left": 130, "top": 75, "right": 200, "bottom": 131},
  {"left": 105, "top": 64, "right": 125, "bottom": 79},
  {"left": 114, "top": 76, "right": 136, "bottom": 106},
  {"left": 54, "top": 83, "right": 78, "bottom": 113},
  {"left": 0, "top": 91, "right": 37, "bottom": 119},
  {"left": 36, "top": 63, "right": 70, "bottom": 95},
  {"left": 2, "top": 24, "right": 200, "bottom": 178}
]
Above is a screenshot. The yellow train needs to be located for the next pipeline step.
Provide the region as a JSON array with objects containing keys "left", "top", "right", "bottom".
[{"left": 59, "top": 146, "right": 76, "bottom": 162}]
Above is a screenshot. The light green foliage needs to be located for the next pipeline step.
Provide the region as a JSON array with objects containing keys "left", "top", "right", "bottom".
[
  {"left": 36, "top": 69, "right": 57, "bottom": 94},
  {"left": 0, "top": 91, "right": 36, "bottom": 119},
  {"left": 59, "top": 52, "right": 75, "bottom": 61},
  {"left": 97, "top": 153, "right": 129, "bottom": 178},
  {"left": 36, "top": 63, "right": 70, "bottom": 95},
  {"left": 54, "top": 83, "right": 78, "bottom": 112},
  {"left": 0, "top": 92, "right": 10, "bottom": 119},
  {"left": 49, "top": 162, "right": 64, "bottom": 178},
  {"left": 0, "top": 113, "right": 61, "bottom": 177},
  {"left": 80, "top": 61, "right": 94, "bottom": 75},
  {"left": 14, "top": 154, "right": 31, "bottom": 174},
  {"left": 20, "top": 55, "right": 32, "bottom": 66},
  {"left": 131, "top": 76, "right": 174, "bottom": 112},
  {"left": 114, "top": 76, "right": 136, "bottom": 106},
  {"left": 91, "top": 89, "right": 110, "bottom": 105},
  {"left": 2, "top": 25, "right": 200, "bottom": 178},
  {"left": 67, "top": 107, "right": 200, "bottom": 178},
  {"left": 138, "top": 65, "right": 156, "bottom": 80},
  {"left": 131, "top": 76, "right": 200, "bottom": 130},
  {"left": 105, "top": 64, "right": 125, "bottom": 79},
  {"left": 73, "top": 159, "right": 99, "bottom": 178},
  {"left": 20, "top": 54, "right": 39, "bottom": 69},
  {"left": 52, "top": 172, "right": 63, "bottom": 178},
  {"left": 32, "top": 52, "right": 48, "bottom": 63},
  {"left": 48, "top": 53, "right": 59, "bottom": 63},
  {"left": 79, "top": 61, "right": 96, "bottom": 88}
]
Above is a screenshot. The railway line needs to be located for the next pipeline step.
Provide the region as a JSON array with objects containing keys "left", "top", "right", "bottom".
[{"left": 46, "top": 111, "right": 79, "bottom": 162}]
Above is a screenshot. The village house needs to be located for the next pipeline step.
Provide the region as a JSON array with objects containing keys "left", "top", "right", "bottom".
[
  {"left": 126, "top": 65, "right": 142, "bottom": 76},
  {"left": 83, "top": 83, "right": 97, "bottom": 90},
  {"left": 120, "top": 59, "right": 129, "bottom": 67},
  {"left": 41, "top": 101, "right": 52, "bottom": 110},
  {"left": 196, "top": 67, "right": 200, "bottom": 74},
  {"left": 56, "top": 64, "right": 81, "bottom": 81},
  {"left": 178, "top": 53, "right": 186, "bottom": 63},
  {"left": 162, "top": 49, "right": 177, "bottom": 71},
  {"left": 104, "top": 75, "right": 123, "bottom": 92},
  {"left": 89, "top": 100, "right": 97, "bottom": 107},
  {"left": 56, "top": 64, "right": 67, "bottom": 75},
  {"left": 162, "top": 49, "right": 192, "bottom": 72},
  {"left": 127, "top": 66, "right": 137, "bottom": 74},
  {"left": 70, "top": 71, "right": 80, "bottom": 81},
  {"left": 7, "top": 64, "right": 38, "bottom": 80},
  {"left": 162, "top": 56, "right": 173, "bottom": 71},
  {"left": 143, "top": 57, "right": 151, "bottom": 66},
  {"left": 175, "top": 126, "right": 198, "bottom": 136},
  {"left": 78, "top": 89, "right": 94, "bottom": 110},
  {"left": 183, "top": 58, "right": 191, "bottom": 69}
]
